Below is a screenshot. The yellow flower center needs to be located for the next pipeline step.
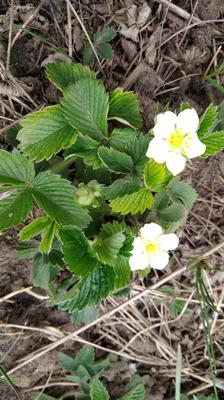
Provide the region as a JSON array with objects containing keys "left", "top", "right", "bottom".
[
  {"left": 145, "top": 242, "right": 157, "bottom": 254},
  {"left": 168, "top": 129, "right": 184, "bottom": 150}
]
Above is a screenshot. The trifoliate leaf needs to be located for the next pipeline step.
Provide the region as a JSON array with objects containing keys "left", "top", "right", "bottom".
[
  {"left": 18, "top": 105, "right": 77, "bottom": 161},
  {"left": 114, "top": 256, "right": 131, "bottom": 288},
  {"left": 94, "top": 27, "right": 116, "bottom": 43},
  {"left": 0, "top": 149, "right": 35, "bottom": 185},
  {"left": 153, "top": 190, "right": 169, "bottom": 210},
  {"left": 19, "top": 215, "right": 51, "bottom": 241},
  {"left": 159, "top": 202, "right": 184, "bottom": 223},
  {"left": 127, "top": 134, "right": 149, "bottom": 174},
  {"left": 97, "top": 43, "right": 113, "bottom": 59},
  {"left": 0, "top": 189, "right": 32, "bottom": 230},
  {"left": 167, "top": 178, "right": 197, "bottom": 210},
  {"left": 46, "top": 61, "right": 96, "bottom": 91},
  {"left": 32, "top": 171, "right": 91, "bottom": 229},
  {"left": 198, "top": 104, "right": 218, "bottom": 138},
  {"left": 90, "top": 378, "right": 110, "bottom": 400},
  {"left": 32, "top": 252, "right": 60, "bottom": 290},
  {"left": 120, "top": 384, "right": 145, "bottom": 400},
  {"left": 71, "top": 305, "right": 99, "bottom": 325},
  {"left": 16, "top": 241, "right": 38, "bottom": 260},
  {"left": 58, "top": 352, "right": 77, "bottom": 371},
  {"left": 59, "top": 225, "right": 97, "bottom": 277},
  {"left": 102, "top": 177, "right": 141, "bottom": 200},
  {"left": 98, "top": 146, "right": 134, "bottom": 173},
  {"left": 61, "top": 79, "right": 109, "bottom": 140},
  {"left": 144, "top": 160, "right": 172, "bottom": 192},
  {"left": 110, "top": 188, "right": 154, "bottom": 215},
  {"left": 108, "top": 88, "right": 142, "bottom": 129},
  {"left": 65, "top": 133, "right": 102, "bottom": 169},
  {"left": 201, "top": 131, "right": 224, "bottom": 157},
  {"left": 40, "top": 221, "right": 57, "bottom": 254},
  {"left": 109, "top": 128, "right": 140, "bottom": 152},
  {"left": 76, "top": 345, "right": 95, "bottom": 367},
  {"left": 59, "top": 264, "right": 115, "bottom": 311},
  {"left": 83, "top": 45, "right": 95, "bottom": 65},
  {"left": 94, "top": 231, "right": 126, "bottom": 266}
]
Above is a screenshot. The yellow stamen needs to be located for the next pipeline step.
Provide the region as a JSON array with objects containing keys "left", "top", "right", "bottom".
[
  {"left": 168, "top": 129, "right": 184, "bottom": 150},
  {"left": 145, "top": 242, "right": 157, "bottom": 254}
]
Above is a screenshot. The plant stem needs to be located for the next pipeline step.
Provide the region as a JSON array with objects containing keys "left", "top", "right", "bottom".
[
  {"left": 50, "top": 155, "right": 77, "bottom": 174},
  {"left": 0, "top": 365, "right": 22, "bottom": 400}
]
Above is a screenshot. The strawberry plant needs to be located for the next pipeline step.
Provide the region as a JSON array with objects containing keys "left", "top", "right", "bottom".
[{"left": 1, "top": 60, "right": 224, "bottom": 321}]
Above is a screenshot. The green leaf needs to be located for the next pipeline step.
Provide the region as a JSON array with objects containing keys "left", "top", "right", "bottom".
[
  {"left": 59, "top": 225, "right": 97, "bottom": 276},
  {"left": 19, "top": 215, "right": 51, "bottom": 241},
  {"left": 198, "top": 104, "right": 218, "bottom": 138},
  {"left": 0, "top": 189, "right": 32, "bottom": 230},
  {"left": 94, "top": 232, "right": 126, "bottom": 266},
  {"left": 110, "top": 128, "right": 140, "bottom": 151},
  {"left": 76, "top": 345, "right": 95, "bottom": 367},
  {"left": 97, "top": 43, "right": 113, "bottom": 59},
  {"left": 153, "top": 190, "right": 169, "bottom": 210},
  {"left": 159, "top": 202, "right": 184, "bottom": 223},
  {"left": 46, "top": 61, "right": 96, "bottom": 91},
  {"left": 61, "top": 79, "right": 109, "bottom": 140},
  {"left": 167, "top": 178, "right": 197, "bottom": 210},
  {"left": 94, "top": 27, "right": 116, "bottom": 43},
  {"left": 114, "top": 256, "right": 131, "bottom": 288},
  {"left": 32, "top": 171, "right": 91, "bottom": 228},
  {"left": 65, "top": 133, "right": 101, "bottom": 169},
  {"left": 16, "top": 241, "right": 38, "bottom": 260},
  {"left": 110, "top": 188, "right": 154, "bottom": 215},
  {"left": 83, "top": 45, "right": 95, "bottom": 65},
  {"left": 98, "top": 146, "right": 134, "bottom": 173},
  {"left": 71, "top": 305, "right": 99, "bottom": 325},
  {"left": 144, "top": 160, "right": 172, "bottom": 192},
  {"left": 18, "top": 105, "right": 77, "bottom": 161},
  {"left": 201, "top": 131, "right": 224, "bottom": 157},
  {"left": 180, "top": 102, "right": 191, "bottom": 112},
  {"left": 108, "top": 88, "right": 142, "bottom": 128},
  {"left": 60, "top": 264, "right": 115, "bottom": 311},
  {"left": 120, "top": 384, "right": 145, "bottom": 400},
  {"left": 102, "top": 177, "right": 141, "bottom": 200},
  {"left": 32, "top": 252, "right": 60, "bottom": 289},
  {"left": 127, "top": 134, "right": 149, "bottom": 174},
  {"left": 40, "top": 221, "right": 57, "bottom": 254},
  {"left": 58, "top": 352, "right": 77, "bottom": 371},
  {"left": 0, "top": 149, "right": 35, "bottom": 185},
  {"left": 90, "top": 378, "right": 109, "bottom": 400}
]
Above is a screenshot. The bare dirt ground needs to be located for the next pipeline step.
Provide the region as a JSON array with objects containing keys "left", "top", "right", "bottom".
[{"left": 0, "top": 1, "right": 224, "bottom": 399}]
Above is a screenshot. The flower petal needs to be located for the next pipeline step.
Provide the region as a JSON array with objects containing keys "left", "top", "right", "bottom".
[
  {"left": 149, "top": 250, "right": 169, "bottom": 270},
  {"left": 129, "top": 253, "right": 149, "bottom": 271},
  {"left": 131, "top": 237, "right": 145, "bottom": 255},
  {"left": 153, "top": 111, "right": 177, "bottom": 139},
  {"left": 140, "top": 223, "right": 163, "bottom": 241},
  {"left": 166, "top": 152, "right": 186, "bottom": 175},
  {"left": 176, "top": 108, "right": 199, "bottom": 134},
  {"left": 183, "top": 134, "right": 206, "bottom": 159},
  {"left": 146, "top": 138, "right": 169, "bottom": 163},
  {"left": 158, "top": 233, "right": 179, "bottom": 251}
]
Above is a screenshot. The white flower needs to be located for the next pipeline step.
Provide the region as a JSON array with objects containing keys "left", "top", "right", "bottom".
[
  {"left": 146, "top": 109, "right": 206, "bottom": 175},
  {"left": 129, "top": 223, "right": 179, "bottom": 271}
]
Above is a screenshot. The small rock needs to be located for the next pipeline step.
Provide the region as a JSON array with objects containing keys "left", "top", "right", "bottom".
[
  {"left": 120, "top": 24, "right": 139, "bottom": 43},
  {"left": 127, "top": 4, "right": 137, "bottom": 26},
  {"left": 121, "top": 38, "right": 138, "bottom": 61},
  {"left": 73, "top": 24, "right": 83, "bottom": 52},
  {"left": 137, "top": 1, "right": 152, "bottom": 26}
]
